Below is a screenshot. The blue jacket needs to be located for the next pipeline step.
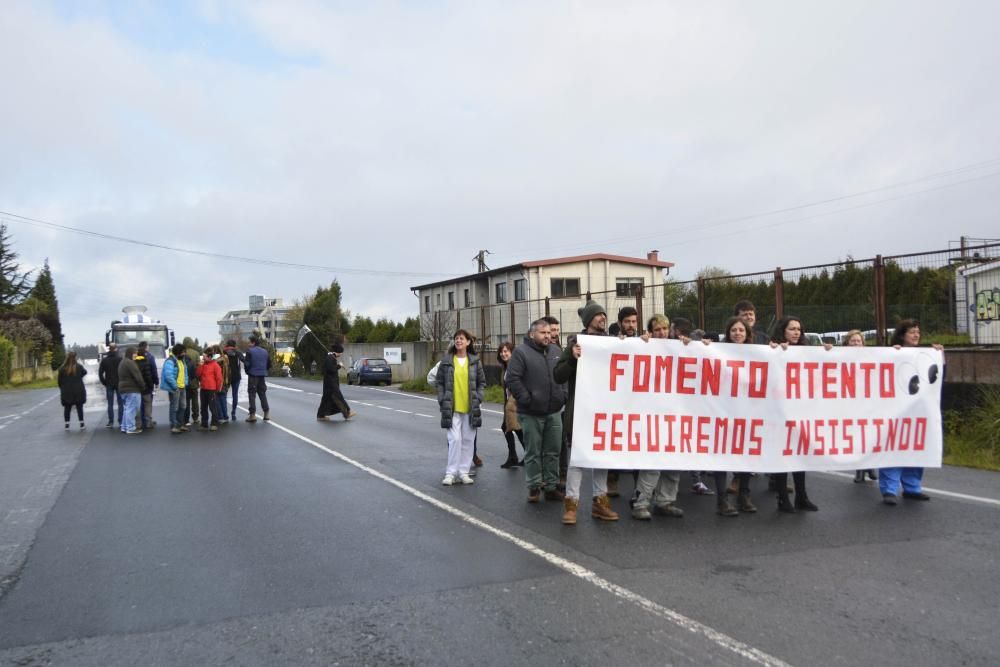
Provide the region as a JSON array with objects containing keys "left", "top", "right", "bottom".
[
  {"left": 160, "top": 355, "right": 182, "bottom": 392},
  {"left": 244, "top": 345, "right": 270, "bottom": 377}
]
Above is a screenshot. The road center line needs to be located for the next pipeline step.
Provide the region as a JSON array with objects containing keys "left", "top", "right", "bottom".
[
  {"left": 250, "top": 410, "right": 789, "bottom": 667},
  {"left": 362, "top": 386, "right": 504, "bottom": 415}
]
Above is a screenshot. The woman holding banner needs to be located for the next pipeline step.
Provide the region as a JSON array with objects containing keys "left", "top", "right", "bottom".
[
  {"left": 712, "top": 317, "right": 757, "bottom": 516},
  {"left": 878, "top": 320, "right": 944, "bottom": 505},
  {"left": 843, "top": 330, "right": 880, "bottom": 484},
  {"left": 770, "top": 316, "right": 820, "bottom": 513}
]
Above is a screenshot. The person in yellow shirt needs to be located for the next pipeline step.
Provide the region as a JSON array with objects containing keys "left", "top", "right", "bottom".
[
  {"left": 435, "top": 330, "right": 486, "bottom": 486},
  {"left": 159, "top": 343, "right": 189, "bottom": 434}
]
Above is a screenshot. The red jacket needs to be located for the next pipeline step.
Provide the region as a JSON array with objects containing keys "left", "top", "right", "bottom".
[{"left": 196, "top": 359, "right": 223, "bottom": 392}]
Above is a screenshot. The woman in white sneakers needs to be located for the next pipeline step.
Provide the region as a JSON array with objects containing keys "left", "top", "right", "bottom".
[{"left": 436, "top": 329, "right": 486, "bottom": 486}]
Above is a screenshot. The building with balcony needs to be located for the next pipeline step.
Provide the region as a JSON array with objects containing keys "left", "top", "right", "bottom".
[{"left": 217, "top": 295, "right": 295, "bottom": 351}]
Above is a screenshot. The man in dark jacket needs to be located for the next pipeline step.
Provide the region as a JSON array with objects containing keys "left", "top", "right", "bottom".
[
  {"left": 506, "top": 319, "right": 565, "bottom": 503},
  {"left": 117, "top": 346, "right": 146, "bottom": 435},
  {"left": 224, "top": 340, "right": 244, "bottom": 422},
  {"left": 552, "top": 300, "right": 619, "bottom": 524},
  {"left": 244, "top": 335, "right": 271, "bottom": 422},
  {"left": 135, "top": 341, "right": 158, "bottom": 429},
  {"left": 98, "top": 343, "right": 123, "bottom": 428}
]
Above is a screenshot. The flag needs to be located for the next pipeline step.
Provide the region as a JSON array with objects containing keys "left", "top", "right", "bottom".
[{"left": 296, "top": 324, "right": 312, "bottom": 346}]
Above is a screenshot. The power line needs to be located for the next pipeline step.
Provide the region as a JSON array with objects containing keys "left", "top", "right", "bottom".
[{"left": 0, "top": 211, "right": 453, "bottom": 279}]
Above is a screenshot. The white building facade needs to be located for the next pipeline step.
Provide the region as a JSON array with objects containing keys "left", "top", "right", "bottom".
[{"left": 217, "top": 295, "right": 295, "bottom": 350}]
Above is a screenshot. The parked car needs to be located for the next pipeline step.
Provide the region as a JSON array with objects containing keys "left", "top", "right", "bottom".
[
  {"left": 804, "top": 332, "right": 823, "bottom": 346},
  {"left": 347, "top": 358, "right": 393, "bottom": 386}
]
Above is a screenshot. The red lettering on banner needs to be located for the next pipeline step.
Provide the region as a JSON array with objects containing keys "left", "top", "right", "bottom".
[
  {"left": 822, "top": 363, "right": 837, "bottom": 399},
  {"left": 633, "top": 355, "right": 651, "bottom": 393},
  {"left": 677, "top": 357, "right": 697, "bottom": 395},
  {"left": 797, "top": 421, "right": 811, "bottom": 455},
  {"left": 696, "top": 416, "right": 711, "bottom": 454},
  {"left": 610, "top": 413, "right": 624, "bottom": 451},
  {"left": 783, "top": 421, "right": 795, "bottom": 456},
  {"left": 701, "top": 359, "right": 721, "bottom": 395},
  {"left": 857, "top": 418, "right": 868, "bottom": 453},
  {"left": 860, "top": 363, "right": 876, "bottom": 397},
  {"left": 593, "top": 413, "right": 607, "bottom": 450},
  {"left": 841, "top": 419, "right": 854, "bottom": 455},
  {"left": 841, "top": 363, "right": 856, "bottom": 398},
  {"left": 872, "top": 419, "right": 883, "bottom": 452},
  {"left": 726, "top": 360, "right": 744, "bottom": 397},
  {"left": 803, "top": 362, "right": 819, "bottom": 397},
  {"left": 813, "top": 419, "right": 826, "bottom": 456},
  {"left": 880, "top": 363, "right": 895, "bottom": 398},
  {"left": 645, "top": 415, "right": 660, "bottom": 452},
  {"left": 827, "top": 419, "right": 840, "bottom": 455},
  {"left": 899, "top": 418, "right": 911, "bottom": 451},
  {"left": 680, "top": 415, "right": 693, "bottom": 452},
  {"left": 749, "top": 362, "right": 768, "bottom": 398},
  {"left": 786, "top": 364, "right": 800, "bottom": 399},
  {"left": 627, "top": 414, "right": 641, "bottom": 451},
  {"left": 654, "top": 356, "right": 673, "bottom": 392},
  {"left": 664, "top": 414, "right": 676, "bottom": 452},
  {"left": 731, "top": 419, "right": 746, "bottom": 454},
  {"left": 749, "top": 419, "right": 763, "bottom": 455},
  {"left": 610, "top": 354, "right": 628, "bottom": 391},
  {"left": 914, "top": 418, "right": 926, "bottom": 450},
  {"left": 713, "top": 418, "right": 728, "bottom": 454}
]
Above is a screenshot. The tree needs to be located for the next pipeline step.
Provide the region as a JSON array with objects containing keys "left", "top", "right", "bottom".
[
  {"left": 297, "top": 281, "right": 351, "bottom": 373},
  {"left": 0, "top": 224, "right": 33, "bottom": 310},
  {"left": 395, "top": 317, "right": 421, "bottom": 342},
  {"left": 348, "top": 315, "right": 374, "bottom": 343},
  {"left": 26, "top": 259, "right": 65, "bottom": 369}
]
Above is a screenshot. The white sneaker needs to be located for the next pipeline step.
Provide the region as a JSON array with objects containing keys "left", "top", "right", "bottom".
[
  {"left": 442, "top": 475, "right": 456, "bottom": 486},
  {"left": 460, "top": 473, "right": 475, "bottom": 485}
]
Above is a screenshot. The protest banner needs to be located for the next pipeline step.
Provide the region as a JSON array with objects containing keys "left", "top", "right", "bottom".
[{"left": 569, "top": 335, "right": 943, "bottom": 472}]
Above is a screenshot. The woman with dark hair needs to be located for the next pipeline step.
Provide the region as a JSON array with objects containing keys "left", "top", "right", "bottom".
[
  {"left": 879, "top": 319, "right": 943, "bottom": 505},
  {"left": 842, "top": 330, "right": 879, "bottom": 483},
  {"left": 712, "top": 317, "right": 756, "bottom": 515},
  {"left": 436, "top": 329, "right": 486, "bottom": 486},
  {"left": 770, "top": 316, "right": 820, "bottom": 513},
  {"left": 57, "top": 351, "right": 88, "bottom": 430},
  {"left": 497, "top": 341, "right": 525, "bottom": 469}
]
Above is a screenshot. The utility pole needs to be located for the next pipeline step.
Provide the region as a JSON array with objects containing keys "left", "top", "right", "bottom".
[{"left": 473, "top": 250, "right": 491, "bottom": 273}]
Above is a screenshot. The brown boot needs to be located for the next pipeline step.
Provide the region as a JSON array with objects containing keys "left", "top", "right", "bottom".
[
  {"left": 738, "top": 491, "right": 757, "bottom": 513},
  {"left": 562, "top": 498, "right": 578, "bottom": 525},
  {"left": 246, "top": 413, "right": 257, "bottom": 423},
  {"left": 591, "top": 494, "right": 619, "bottom": 521}
]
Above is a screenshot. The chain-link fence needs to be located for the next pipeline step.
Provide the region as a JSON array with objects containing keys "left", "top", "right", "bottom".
[{"left": 421, "top": 241, "right": 1000, "bottom": 360}]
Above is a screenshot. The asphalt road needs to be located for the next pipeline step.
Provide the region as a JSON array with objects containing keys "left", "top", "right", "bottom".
[{"left": 0, "top": 375, "right": 998, "bottom": 666}]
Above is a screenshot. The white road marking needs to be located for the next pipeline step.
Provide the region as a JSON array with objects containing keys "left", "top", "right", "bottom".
[
  {"left": 247, "top": 410, "right": 790, "bottom": 667},
  {"left": 377, "top": 405, "right": 393, "bottom": 411},
  {"left": 415, "top": 413, "right": 434, "bottom": 418},
  {"left": 818, "top": 470, "right": 1000, "bottom": 507},
  {"left": 394, "top": 410, "right": 413, "bottom": 415},
  {"left": 362, "top": 386, "right": 504, "bottom": 415},
  {"left": 266, "top": 383, "right": 303, "bottom": 393},
  {"left": 0, "top": 414, "right": 20, "bottom": 421}
]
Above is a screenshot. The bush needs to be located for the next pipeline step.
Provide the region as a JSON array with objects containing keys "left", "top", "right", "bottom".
[
  {"left": 0, "top": 334, "right": 13, "bottom": 384},
  {"left": 943, "top": 386, "right": 1000, "bottom": 471},
  {"left": 483, "top": 384, "right": 504, "bottom": 404},
  {"left": 401, "top": 376, "right": 434, "bottom": 393}
]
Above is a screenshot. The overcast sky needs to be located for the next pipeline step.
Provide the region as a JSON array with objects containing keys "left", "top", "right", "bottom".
[{"left": 2, "top": 0, "right": 998, "bottom": 347}]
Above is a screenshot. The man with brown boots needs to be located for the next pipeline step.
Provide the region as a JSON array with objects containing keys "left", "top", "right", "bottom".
[{"left": 553, "top": 300, "right": 619, "bottom": 525}]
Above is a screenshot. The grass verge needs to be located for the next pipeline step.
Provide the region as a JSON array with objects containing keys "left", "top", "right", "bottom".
[{"left": 0, "top": 378, "right": 58, "bottom": 391}]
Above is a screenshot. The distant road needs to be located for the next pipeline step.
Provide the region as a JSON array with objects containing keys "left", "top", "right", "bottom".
[{"left": 1, "top": 378, "right": 998, "bottom": 666}]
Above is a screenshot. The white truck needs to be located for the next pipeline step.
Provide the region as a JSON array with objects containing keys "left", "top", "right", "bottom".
[{"left": 100, "top": 306, "right": 175, "bottom": 360}]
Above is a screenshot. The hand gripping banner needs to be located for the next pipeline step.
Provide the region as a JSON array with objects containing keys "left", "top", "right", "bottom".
[{"left": 569, "top": 336, "right": 943, "bottom": 472}]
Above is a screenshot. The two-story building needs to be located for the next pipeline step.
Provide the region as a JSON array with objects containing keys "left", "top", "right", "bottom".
[
  {"left": 217, "top": 295, "right": 295, "bottom": 351},
  {"left": 411, "top": 251, "right": 673, "bottom": 347}
]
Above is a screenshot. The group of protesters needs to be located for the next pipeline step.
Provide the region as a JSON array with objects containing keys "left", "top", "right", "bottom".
[
  {"left": 67, "top": 335, "right": 273, "bottom": 434},
  {"left": 435, "top": 298, "right": 943, "bottom": 523}
]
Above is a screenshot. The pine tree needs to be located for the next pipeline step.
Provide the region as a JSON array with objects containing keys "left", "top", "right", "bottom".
[
  {"left": 0, "top": 224, "right": 33, "bottom": 310},
  {"left": 27, "top": 259, "right": 65, "bottom": 368}
]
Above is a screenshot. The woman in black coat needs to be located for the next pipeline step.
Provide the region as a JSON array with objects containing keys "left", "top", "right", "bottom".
[
  {"left": 57, "top": 351, "right": 88, "bottom": 430},
  {"left": 317, "top": 344, "right": 355, "bottom": 421}
]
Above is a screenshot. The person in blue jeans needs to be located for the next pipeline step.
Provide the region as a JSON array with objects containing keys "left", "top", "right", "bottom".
[
  {"left": 117, "top": 346, "right": 146, "bottom": 435},
  {"left": 160, "top": 343, "right": 189, "bottom": 434},
  {"left": 879, "top": 319, "right": 944, "bottom": 505},
  {"left": 98, "top": 343, "right": 123, "bottom": 428},
  {"left": 224, "top": 340, "right": 244, "bottom": 420}
]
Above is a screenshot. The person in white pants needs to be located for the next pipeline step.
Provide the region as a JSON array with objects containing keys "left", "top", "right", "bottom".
[{"left": 435, "top": 330, "right": 486, "bottom": 486}]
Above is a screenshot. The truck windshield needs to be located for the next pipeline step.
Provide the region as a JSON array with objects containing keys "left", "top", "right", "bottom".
[{"left": 113, "top": 326, "right": 169, "bottom": 347}]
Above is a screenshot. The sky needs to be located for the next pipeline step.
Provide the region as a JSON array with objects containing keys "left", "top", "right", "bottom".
[{"left": 2, "top": 0, "right": 999, "bottom": 347}]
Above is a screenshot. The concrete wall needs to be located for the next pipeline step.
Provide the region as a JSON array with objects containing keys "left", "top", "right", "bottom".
[
  {"left": 340, "top": 341, "right": 433, "bottom": 383},
  {"left": 940, "top": 348, "right": 1000, "bottom": 385}
]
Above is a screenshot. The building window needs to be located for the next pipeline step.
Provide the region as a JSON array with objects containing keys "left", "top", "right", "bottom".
[
  {"left": 424, "top": 295, "right": 431, "bottom": 313},
  {"left": 495, "top": 281, "right": 507, "bottom": 304},
  {"left": 514, "top": 278, "right": 526, "bottom": 301},
  {"left": 616, "top": 278, "right": 644, "bottom": 297},
  {"left": 464, "top": 288, "right": 471, "bottom": 307},
  {"left": 436, "top": 293, "right": 441, "bottom": 306},
  {"left": 550, "top": 278, "right": 580, "bottom": 298},
  {"left": 448, "top": 291, "right": 455, "bottom": 309}
]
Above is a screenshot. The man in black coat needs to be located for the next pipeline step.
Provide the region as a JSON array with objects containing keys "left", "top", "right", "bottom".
[
  {"left": 98, "top": 343, "right": 123, "bottom": 428},
  {"left": 135, "top": 341, "right": 159, "bottom": 429},
  {"left": 317, "top": 344, "right": 356, "bottom": 421}
]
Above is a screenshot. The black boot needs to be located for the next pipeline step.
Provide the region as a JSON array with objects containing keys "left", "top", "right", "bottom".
[
  {"left": 500, "top": 456, "right": 519, "bottom": 469},
  {"left": 777, "top": 494, "right": 796, "bottom": 513},
  {"left": 854, "top": 470, "right": 865, "bottom": 483},
  {"left": 793, "top": 472, "right": 818, "bottom": 511}
]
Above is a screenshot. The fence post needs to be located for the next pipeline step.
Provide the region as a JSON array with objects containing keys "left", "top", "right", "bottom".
[
  {"left": 509, "top": 301, "right": 516, "bottom": 343},
  {"left": 456, "top": 308, "right": 461, "bottom": 331},
  {"left": 544, "top": 297, "right": 550, "bottom": 317},
  {"left": 635, "top": 287, "right": 644, "bottom": 329},
  {"left": 874, "top": 255, "right": 887, "bottom": 346},
  {"left": 433, "top": 311, "right": 440, "bottom": 357},
  {"left": 774, "top": 268, "right": 784, "bottom": 321},
  {"left": 696, "top": 278, "right": 706, "bottom": 331},
  {"left": 480, "top": 306, "right": 487, "bottom": 350}
]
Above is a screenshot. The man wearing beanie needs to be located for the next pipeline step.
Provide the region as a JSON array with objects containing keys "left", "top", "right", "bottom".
[
  {"left": 552, "top": 300, "right": 619, "bottom": 524},
  {"left": 506, "top": 318, "right": 566, "bottom": 503},
  {"left": 317, "top": 343, "right": 356, "bottom": 421}
]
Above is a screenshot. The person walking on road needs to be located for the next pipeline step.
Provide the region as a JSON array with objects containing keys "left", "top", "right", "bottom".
[
  {"left": 117, "top": 346, "right": 145, "bottom": 435},
  {"left": 244, "top": 335, "right": 271, "bottom": 422},
  {"left": 160, "top": 343, "right": 189, "bottom": 434},
  {"left": 196, "top": 349, "right": 223, "bottom": 431},
  {"left": 214, "top": 344, "right": 231, "bottom": 422},
  {"left": 98, "top": 343, "right": 122, "bottom": 428},
  {"left": 436, "top": 330, "right": 486, "bottom": 486},
  {"left": 57, "top": 351, "right": 88, "bottom": 430},
  {"left": 224, "top": 340, "right": 244, "bottom": 421},
  {"left": 135, "top": 341, "right": 158, "bottom": 430},
  {"left": 507, "top": 318, "right": 567, "bottom": 504},
  {"left": 317, "top": 343, "right": 356, "bottom": 421}
]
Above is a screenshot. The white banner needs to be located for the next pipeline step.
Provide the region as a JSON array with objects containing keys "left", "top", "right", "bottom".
[{"left": 569, "top": 336, "right": 943, "bottom": 472}]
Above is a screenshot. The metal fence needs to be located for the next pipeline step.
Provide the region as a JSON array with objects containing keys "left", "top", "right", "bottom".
[{"left": 421, "top": 241, "right": 1000, "bottom": 357}]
